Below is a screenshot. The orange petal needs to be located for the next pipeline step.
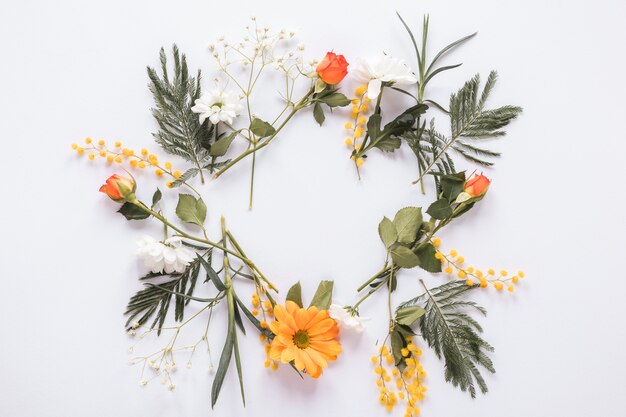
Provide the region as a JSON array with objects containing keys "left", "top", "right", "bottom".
[
  {"left": 305, "top": 347, "right": 328, "bottom": 369},
  {"left": 269, "top": 320, "right": 281, "bottom": 335},
  {"left": 304, "top": 309, "right": 328, "bottom": 331},
  {"left": 300, "top": 350, "right": 321, "bottom": 378},
  {"left": 307, "top": 318, "right": 337, "bottom": 336},
  {"left": 268, "top": 343, "right": 285, "bottom": 361},
  {"left": 294, "top": 349, "right": 306, "bottom": 372},
  {"left": 280, "top": 344, "right": 297, "bottom": 363},
  {"left": 285, "top": 300, "right": 300, "bottom": 314},
  {"left": 309, "top": 340, "right": 342, "bottom": 359}
]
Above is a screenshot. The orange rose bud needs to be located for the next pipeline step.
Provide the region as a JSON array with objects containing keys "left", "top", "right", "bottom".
[
  {"left": 464, "top": 173, "right": 491, "bottom": 197},
  {"left": 316, "top": 52, "right": 348, "bottom": 85},
  {"left": 99, "top": 174, "right": 136, "bottom": 202}
]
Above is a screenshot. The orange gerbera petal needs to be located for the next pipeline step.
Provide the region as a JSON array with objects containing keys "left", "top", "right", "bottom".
[{"left": 267, "top": 301, "right": 341, "bottom": 378}]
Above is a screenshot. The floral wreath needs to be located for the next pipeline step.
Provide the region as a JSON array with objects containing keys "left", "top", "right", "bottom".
[{"left": 71, "top": 13, "right": 524, "bottom": 416}]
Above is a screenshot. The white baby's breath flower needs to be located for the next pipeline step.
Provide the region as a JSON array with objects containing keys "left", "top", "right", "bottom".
[
  {"left": 191, "top": 89, "right": 243, "bottom": 125},
  {"left": 136, "top": 236, "right": 194, "bottom": 274},
  {"left": 353, "top": 55, "right": 418, "bottom": 99},
  {"left": 329, "top": 304, "right": 369, "bottom": 332}
]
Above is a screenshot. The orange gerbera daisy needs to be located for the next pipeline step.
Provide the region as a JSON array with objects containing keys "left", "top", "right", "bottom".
[{"left": 268, "top": 301, "right": 342, "bottom": 378}]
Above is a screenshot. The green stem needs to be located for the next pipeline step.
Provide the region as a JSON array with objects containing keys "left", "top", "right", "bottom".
[
  {"left": 132, "top": 201, "right": 252, "bottom": 265},
  {"left": 213, "top": 89, "right": 314, "bottom": 180}
]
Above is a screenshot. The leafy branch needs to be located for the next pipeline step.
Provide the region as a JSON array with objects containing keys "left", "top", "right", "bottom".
[
  {"left": 400, "top": 280, "right": 495, "bottom": 398},
  {"left": 411, "top": 71, "right": 523, "bottom": 186},
  {"left": 148, "top": 45, "right": 226, "bottom": 186}
]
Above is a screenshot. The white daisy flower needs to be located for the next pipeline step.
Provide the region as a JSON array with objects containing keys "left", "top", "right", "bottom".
[
  {"left": 353, "top": 55, "right": 418, "bottom": 99},
  {"left": 191, "top": 89, "right": 243, "bottom": 125},
  {"left": 329, "top": 304, "right": 369, "bottom": 333},
  {"left": 136, "top": 236, "right": 195, "bottom": 274}
]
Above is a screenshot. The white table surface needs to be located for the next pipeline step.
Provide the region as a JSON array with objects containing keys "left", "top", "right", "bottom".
[{"left": 1, "top": 0, "right": 625, "bottom": 416}]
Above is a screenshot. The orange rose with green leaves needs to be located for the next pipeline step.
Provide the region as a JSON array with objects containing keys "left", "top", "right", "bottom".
[
  {"left": 316, "top": 52, "right": 348, "bottom": 85},
  {"left": 99, "top": 174, "right": 136, "bottom": 202}
]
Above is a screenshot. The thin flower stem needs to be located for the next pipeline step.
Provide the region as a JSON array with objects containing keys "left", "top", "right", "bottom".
[{"left": 212, "top": 88, "right": 314, "bottom": 180}]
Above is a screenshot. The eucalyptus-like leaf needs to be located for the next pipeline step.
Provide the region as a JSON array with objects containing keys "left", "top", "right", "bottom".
[
  {"left": 396, "top": 305, "right": 426, "bottom": 326},
  {"left": 286, "top": 282, "right": 303, "bottom": 307}
]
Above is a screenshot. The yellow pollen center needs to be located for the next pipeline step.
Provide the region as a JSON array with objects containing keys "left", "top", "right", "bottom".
[{"left": 293, "top": 329, "right": 310, "bottom": 349}]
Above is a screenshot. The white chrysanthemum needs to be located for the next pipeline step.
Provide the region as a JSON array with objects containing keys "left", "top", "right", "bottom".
[
  {"left": 191, "top": 89, "right": 243, "bottom": 125},
  {"left": 329, "top": 304, "right": 369, "bottom": 333},
  {"left": 136, "top": 236, "right": 194, "bottom": 274},
  {"left": 353, "top": 55, "right": 418, "bottom": 99}
]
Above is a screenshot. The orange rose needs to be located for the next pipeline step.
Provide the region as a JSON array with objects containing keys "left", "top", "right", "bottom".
[
  {"left": 316, "top": 52, "right": 348, "bottom": 85},
  {"left": 99, "top": 174, "right": 136, "bottom": 202},
  {"left": 464, "top": 173, "right": 491, "bottom": 197}
]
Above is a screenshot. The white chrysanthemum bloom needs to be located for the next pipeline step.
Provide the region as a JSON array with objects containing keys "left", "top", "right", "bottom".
[
  {"left": 191, "top": 89, "right": 243, "bottom": 125},
  {"left": 329, "top": 304, "right": 369, "bottom": 333},
  {"left": 136, "top": 236, "right": 194, "bottom": 274},
  {"left": 353, "top": 55, "right": 418, "bottom": 99}
]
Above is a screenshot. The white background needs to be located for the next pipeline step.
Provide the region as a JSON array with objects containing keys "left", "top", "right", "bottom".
[{"left": 1, "top": 0, "right": 625, "bottom": 416}]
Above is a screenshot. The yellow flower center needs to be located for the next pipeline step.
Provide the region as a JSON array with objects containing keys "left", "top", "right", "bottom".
[{"left": 293, "top": 329, "right": 310, "bottom": 349}]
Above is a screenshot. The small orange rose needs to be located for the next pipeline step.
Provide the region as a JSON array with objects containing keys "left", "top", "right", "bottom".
[
  {"left": 464, "top": 173, "right": 491, "bottom": 197},
  {"left": 99, "top": 174, "right": 136, "bottom": 202},
  {"left": 316, "top": 52, "right": 348, "bottom": 85}
]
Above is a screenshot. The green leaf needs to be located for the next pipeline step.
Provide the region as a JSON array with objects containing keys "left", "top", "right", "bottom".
[
  {"left": 396, "top": 305, "right": 426, "bottom": 326},
  {"left": 249, "top": 118, "right": 276, "bottom": 138},
  {"left": 390, "top": 327, "right": 406, "bottom": 369},
  {"left": 198, "top": 256, "right": 226, "bottom": 291},
  {"left": 118, "top": 203, "right": 150, "bottom": 220},
  {"left": 210, "top": 131, "right": 237, "bottom": 157},
  {"left": 211, "top": 313, "right": 234, "bottom": 408},
  {"left": 313, "top": 102, "right": 325, "bottom": 126},
  {"left": 393, "top": 207, "right": 423, "bottom": 245},
  {"left": 176, "top": 194, "right": 207, "bottom": 226},
  {"left": 426, "top": 198, "right": 453, "bottom": 220},
  {"left": 378, "top": 217, "right": 398, "bottom": 249},
  {"left": 440, "top": 172, "right": 466, "bottom": 202},
  {"left": 151, "top": 188, "right": 162, "bottom": 208},
  {"left": 391, "top": 246, "right": 421, "bottom": 269},
  {"left": 309, "top": 280, "right": 333, "bottom": 310},
  {"left": 416, "top": 243, "right": 442, "bottom": 273},
  {"left": 286, "top": 282, "right": 303, "bottom": 307},
  {"left": 318, "top": 92, "right": 351, "bottom": 107},
  {"left": 373, "top": 136, "right": 402, "bottom": 152}
]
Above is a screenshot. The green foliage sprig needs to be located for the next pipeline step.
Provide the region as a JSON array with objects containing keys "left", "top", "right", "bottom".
[
  {"left": 400, "top": 280, "right": 494, "bottom": 398},
  {"left": 148, "top": 46, "right": 227, "bottom": 186}
]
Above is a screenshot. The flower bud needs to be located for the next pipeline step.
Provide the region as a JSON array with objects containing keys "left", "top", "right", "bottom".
[
  {"left": 315, "top": 52, "right": 348, "bottom": 85},
  {"left": 99, "top": 174, "right": 136, "bottom": 202},
  {"left": 464, "top": 173, "right": 491, "bottom": 197}
]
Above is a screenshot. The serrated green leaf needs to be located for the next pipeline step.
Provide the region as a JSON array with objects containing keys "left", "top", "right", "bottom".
[
  {"left": 309, "top": 280, "right": 333, "bottom": 310},
  {"left": 313, "top": 102, "right": 325, "bottom": 126},
  {"left": 378, "top": 217, "right": 398, "bottom": 248},
  {"left": 176, "top": 194, "right": 207, "bottom": 226},
  {"left": 319, "top": 92, "right": 350, "bottom": 107},
  {"left": 440, "top": 172, "right": 466, "bottom": 202},
  {"left": 210, "top": 131, "right": 237, "bottom": 157},
  {"left": 426, "top": 198, "right": 453, "bottom": 220},
  {"left": 391, "top": 246, "right": 421, "bottom": 269},
  {"left": 396, "top": 305, "right": 426, "bottom": 326},
  {"left": 249, "top": 118, "right": 276, "bottom": 138},
  {"left": 416, "top": 243, "right": 442, "bottom": 273},
  {"left": 118, "top": 202, "right": 150, "bottom": 220},
  {"left": 286, "top": 282, "right": 303, "bottom": 307},
  {"left": 393, "top": 207, "right": 423, "bottom": 245}
]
